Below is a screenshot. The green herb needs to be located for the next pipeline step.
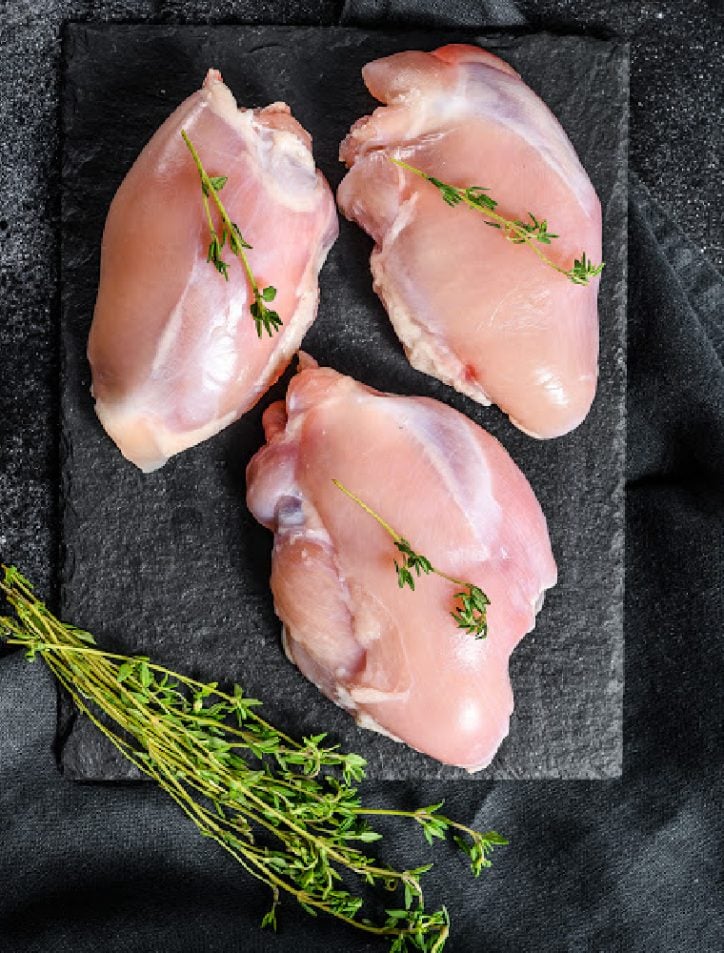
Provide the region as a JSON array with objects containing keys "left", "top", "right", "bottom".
[
  {"left": 0, "top": 566, "right": 505, "bottom": 951},
  {"left": 332, "top": 481, "right": 490, "bottom": 640},
  {"left": 181, "top": 130, "right": 282, "bottom": 338},
  {"left": 389, "top": 157, "right": 604, "bottom": 287},
  {"left": 567, "top": 251, "right": 604, "bottom": 286}
]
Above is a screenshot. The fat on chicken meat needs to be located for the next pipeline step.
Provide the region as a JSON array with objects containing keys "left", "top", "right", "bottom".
[
  {"left": 89, "top": 70, "right": 338, "bottom": 472},
  {"left": 246, "top": 357, "right": 557, "bottom": 771},
  {"left": 338, "top": 45, "right": 602, "bottom": 439}
]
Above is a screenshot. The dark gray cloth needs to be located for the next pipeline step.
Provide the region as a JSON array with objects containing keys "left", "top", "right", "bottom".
[{"left": 1, "top": 2, "right": 723, "bottom": 951}]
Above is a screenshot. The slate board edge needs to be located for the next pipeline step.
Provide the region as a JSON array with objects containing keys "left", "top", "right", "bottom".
[{"left": 58, "top": 24, "right": 628, "bottom": 782}]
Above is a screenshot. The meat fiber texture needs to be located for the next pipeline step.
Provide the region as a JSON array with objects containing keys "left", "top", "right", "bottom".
[
  {"left": 88, "top": 70, "right": 338, "bottom": 472},
  {"left": 247, "top": 360, "right": 557, "bottom": 771},
  {"left": 338, "top": 45, "right": 602, "bottom": 439}
]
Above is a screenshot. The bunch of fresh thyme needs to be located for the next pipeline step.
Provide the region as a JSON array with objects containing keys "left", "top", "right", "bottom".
[
  {"left": 181, "top": 130, "right": 282, "bottom": 338},
  {"left": 389, "top": 156, "right": 604, "bottom": 286},
  {"left": 333, "top": 481, "right": 490, "bottom": 639},
  {"left": 0, "top": 566, "right": 505, "bottom": 951}
]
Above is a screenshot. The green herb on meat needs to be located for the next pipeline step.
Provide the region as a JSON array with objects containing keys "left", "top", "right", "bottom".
[
  {"left": 389, "top": 156, "right": 604, "bottom": 287},
  {"left": 332, "top": 480, "right": 490, "bottom": 640},
  {"left": 181, "top": 130, "right": 282, "bottom": 338}
]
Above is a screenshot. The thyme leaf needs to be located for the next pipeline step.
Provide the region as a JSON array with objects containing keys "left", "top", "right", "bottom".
[
  {"left": 567, "top": 251, "right": 604, "bottom": 285},
  {"left": 390, "top": 157, "right": 603, "bottom": 286},
  {"left": 451, "top": 585, "right": 490, "bottom": 640},
  {"left": 0, "top": 566, "right": 505, "bottom": 951},
  {"left": 332, "top": 481, "right": 490, "bottom": 640},
  {"left": 181, "top": 130, "right": 282, "bottom": 338},
  {"left": 394, "top": 539, "right": 433, "bottom": 591}
]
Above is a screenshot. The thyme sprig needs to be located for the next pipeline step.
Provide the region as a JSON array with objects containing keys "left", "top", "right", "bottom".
[
  {"left": 181, "top": 130, "right": 282, "bottom": 338},
  {"left": 0, "top": 566, "right": 506, "bottom": 951},
  {"left": 332, "top": 481, "right": 490, "bottom": 639},
  {"left": 389, "top": 157, "right": 604, "bottom": 286}
]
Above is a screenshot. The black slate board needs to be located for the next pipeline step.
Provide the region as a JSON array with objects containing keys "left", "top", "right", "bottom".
[{"left": 59, "top": 24, "right": 627, "bottom": 780}]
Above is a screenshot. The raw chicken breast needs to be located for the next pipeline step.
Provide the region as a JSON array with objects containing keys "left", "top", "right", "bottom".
[
  {"left": 89, "top": 70, "right": 338, "bottom": 471},
  {"left": 338, "top": 45, "right": 602, "bottom": 439},
  {"left": 247, "top": 358, "right": 557, "bottom": 771}
]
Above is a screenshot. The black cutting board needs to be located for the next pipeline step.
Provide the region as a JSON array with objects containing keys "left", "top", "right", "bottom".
[{"left": 59, "top": 24, "right": 628, "bottom": 780}]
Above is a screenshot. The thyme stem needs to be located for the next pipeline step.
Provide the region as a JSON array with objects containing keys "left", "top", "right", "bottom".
[
  {"left": 0, "top": 565, "right": 505, "bottom": 951},
  {"left": 332, "top": 478, "right": 402, "bottom": 543},
  {"left": 181, "top": 129, "right": 282, "bottom": 337},
  {"left": 332, "top": 480, "right": 490, "bottom": 639},
  {"left": 389, "top": 156, "right": 603, "bottom": 286}
]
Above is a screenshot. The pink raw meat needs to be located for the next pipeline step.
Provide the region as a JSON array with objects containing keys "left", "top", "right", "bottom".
[
  {"left": 338, "top": 45, "right": 602, "bottom": 439},
  {"left": 247, "top": 358, "right": 557, "bottom": 771},
  {"left": 89, "top": 70, "right": 338, "bottom": 471}
]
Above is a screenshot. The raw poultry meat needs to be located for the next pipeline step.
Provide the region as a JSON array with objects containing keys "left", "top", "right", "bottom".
[
  {"left": 89, "top": 70, "right": 338, "bottom": 472},
  {"left": 247, "top": 358, "right": 557, "bottom": 771},
  {"left": 338, "top": 45, "right": 602, "bottom": 439}
]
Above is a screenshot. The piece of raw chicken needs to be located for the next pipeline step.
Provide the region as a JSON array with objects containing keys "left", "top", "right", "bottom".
[
  {"left": 89, "top": 70, "right": 338, "bottom": 471},
  {"left": 247, "top": 357, "right": 557, "bottom": 771},
  {"left": 338, "top": 45, "right": 602, "bottom": 439}
]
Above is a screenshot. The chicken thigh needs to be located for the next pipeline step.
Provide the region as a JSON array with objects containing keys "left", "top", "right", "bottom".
[
  {"left": 338, "top": 45, "right": 602, "bottom": 439},
  {"left": 247, "top": 358, "right": 557, "bottom": 771},
  {"left": 89, "top": 70, "right": 338, "bottom": 471}
]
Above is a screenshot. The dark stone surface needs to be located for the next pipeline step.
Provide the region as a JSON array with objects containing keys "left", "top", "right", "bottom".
[{"left": 59, "top": 25, "right": 627, "bottom": 781}]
